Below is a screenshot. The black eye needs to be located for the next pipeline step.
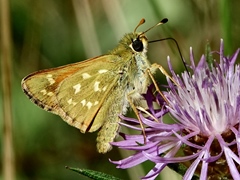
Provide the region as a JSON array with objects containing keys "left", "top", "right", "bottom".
[{"left": 132, "top": 38, "right": 143, "bottom": 52}]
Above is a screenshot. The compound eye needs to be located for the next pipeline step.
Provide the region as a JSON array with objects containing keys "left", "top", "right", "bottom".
[{"left": 132, "top": 38, "right": 143, "bottom": 52}]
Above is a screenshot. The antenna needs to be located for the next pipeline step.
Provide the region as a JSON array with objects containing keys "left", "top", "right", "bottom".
[
  {"left": 134, "top": 18, "right": 168, "bottom": 34},
  {"left": 134, "top": 19, "right": 145, "bottom": 33},
  {"left": 142, "top": 18, "right": 168, "bottom": 34}
]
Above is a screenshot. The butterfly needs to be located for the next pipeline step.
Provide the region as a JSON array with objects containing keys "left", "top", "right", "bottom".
[{"left": 21, "top": 18, "right": 169, "bottom": 153}]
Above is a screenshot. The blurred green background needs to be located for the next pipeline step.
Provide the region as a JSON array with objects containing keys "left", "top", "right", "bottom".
[{"left": 1, "top": 0, "right": 240, "bottom": 179}]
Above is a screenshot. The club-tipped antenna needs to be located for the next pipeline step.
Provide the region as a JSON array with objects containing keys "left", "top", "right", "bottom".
[
  {"left": 134, "top": 18, "right": 146, "bottom": 33},
  {"left": 134, "top": 18, "right": 168, "bottom": 34},
  {"left": 143, "top": 18, "right": 168, "bottom": 34}
]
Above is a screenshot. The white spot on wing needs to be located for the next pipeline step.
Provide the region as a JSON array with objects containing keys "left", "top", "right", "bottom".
[
  {"left": 67, "top": 98, "right": 72, "bottom": 104},
  {"left": 81, "top": 99, "right": 86, "bottom": 106},
  {"left": 94, "top": 101, "right": 99, "bottom": 105},
  {"left": 73, "top": 83, "right": 81, "bottom": 94},
  {"left": 67, "top": 98, "right": 77, "bottom": 106},
  {"left": 46, "top": 74, "right": 55, "bottom": 85},
  {"left": 86, "top": 101, "right": 93, "bottom": 109},
  {"left": 40, "top": 89, "right": 47, "bottom": 95},
  {"left": 94, "top": 81, "right": 101, "bottom": 92},
  {"left": 98, "top": 69, "right": 108, "bottom": 74},
  {"left": 47, "top": 92, "right": 54, "bottom": 96},
  {"left": 102, "top": 85, "right": 108, "bottom": 91},
  {"left": 82, "top": 73, "right": 91, "bottom": 79}
]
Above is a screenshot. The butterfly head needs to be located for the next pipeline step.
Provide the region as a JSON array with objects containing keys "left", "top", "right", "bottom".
[
  {"left": 129, "top": 32, "right": 148, "bottom": 54},
  {"left": 111, "top": 18, "right": 168, "bottom": 56}
]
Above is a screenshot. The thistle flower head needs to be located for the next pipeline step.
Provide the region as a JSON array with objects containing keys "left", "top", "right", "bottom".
[{"left": 111, "top": 40, "right": 240, "bottom": 180}]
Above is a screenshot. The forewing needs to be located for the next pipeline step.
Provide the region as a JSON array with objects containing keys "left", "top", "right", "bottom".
[{"left": 22, "top": 55, "right": 119, "bottom": 133}]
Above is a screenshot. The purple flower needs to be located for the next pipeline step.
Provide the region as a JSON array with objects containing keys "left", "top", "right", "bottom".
[{"left": 111, "top": 40, "right": 240, "bottom": 180}]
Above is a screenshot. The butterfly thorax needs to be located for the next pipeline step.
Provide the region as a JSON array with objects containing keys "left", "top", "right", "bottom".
[{"left": 110, "top": 32, "right": 153, "bottom": 107}]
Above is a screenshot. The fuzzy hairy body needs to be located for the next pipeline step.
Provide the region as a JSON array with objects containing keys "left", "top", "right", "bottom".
[{"left": 96, "top": 33, "right": 152, "bottom": 152}]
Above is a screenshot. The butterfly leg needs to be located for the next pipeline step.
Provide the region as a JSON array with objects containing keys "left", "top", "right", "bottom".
[
  {"left": 147, "top": 65, "right": 168, "bottom": 104},
  {"left": 127, "top": 92, "right": 147, "bottom": 144},
  {"left": 150, "top": 63, "right": 179, "bottom": 86},
  {"left": 147, "top": 63, "right": 180, "bottom": 104}
]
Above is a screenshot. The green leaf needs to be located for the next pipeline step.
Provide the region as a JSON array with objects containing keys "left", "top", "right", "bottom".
[{"left": 66, "top": 166, "right": 122, "bottom": 180}]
